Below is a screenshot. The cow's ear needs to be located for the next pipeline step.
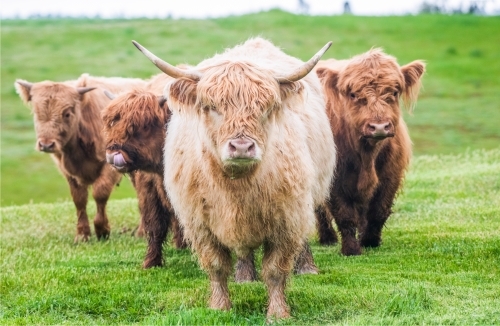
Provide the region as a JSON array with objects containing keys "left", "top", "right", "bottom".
[
  {"left": 158, "top": 96, "right": 167, "bottom": 109},
  {"left": 15, "top": 79, "right": 33, "bottom": 105},
  {"left": 401, "top": 60, "right": 425, "bottom": 112},
  {"left": 167, "top": 78, "right": 198, "bottom": 110},
  {"left": 316, "top": 68, "right": 340, "bottom": 92}
]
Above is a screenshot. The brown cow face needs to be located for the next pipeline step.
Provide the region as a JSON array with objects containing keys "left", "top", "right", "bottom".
[
  {"left": 168, "top": 62, "right": 284, "bottom": 179},
  {"left": 102, "top": 90, "right": 168, "bottom": 175},
  {"left": 15, "top": 80, "right": 95, "bottom": 153},
  {"left": 318, "top": 50, "right": 425, "bottom": 145}
]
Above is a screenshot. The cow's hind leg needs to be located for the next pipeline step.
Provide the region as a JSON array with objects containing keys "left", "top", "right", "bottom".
[
  {"left": 67, "top": 177, "right": 90, "bottom": 243},
  {"left": 262, "top": 239, "right": 298, "bottom": 320},
  {"left": 140, "top": 180, "right": 170, "bottom": 269},
  {"left": 235, "top": 250, "right": 258, "bottom": 283},
  {"left": 316, "top": 205, "right": 338, "bottom": 245},
  {"left": 294, "top": 241, "right": 318, "bottom": 275},
  {"left": 171, "top": 215, "right": 187, "bottom": 249},
  {"left": 91, "top": 167, "right": 119, "bottom": 240}
]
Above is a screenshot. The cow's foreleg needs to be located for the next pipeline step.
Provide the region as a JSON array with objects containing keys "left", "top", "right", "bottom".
[
  {"left": 262, "top": 240, "right": 296, "bottom": 320},
  {"left": 362, "top": 181, "right": 399, "bottom": 248},
  {"left": 315, "top": 204, "right": 338, "bottom": 245},
  {"left": 329, "top": 199, "right": 362, "bottom": 256},
  {"left": 91, "top": 167, "right": 119, "bottom": 240},
  {"left": 197, "top": 238, "right": 232, "bottom": 311},
  {"left": 67, "top": 177, "right": 90, "bottom": 243}
]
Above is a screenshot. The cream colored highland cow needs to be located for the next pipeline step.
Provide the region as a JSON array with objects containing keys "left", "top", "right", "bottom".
[{"left": 132, "top": 37, "right": 336, "bottom": 319}]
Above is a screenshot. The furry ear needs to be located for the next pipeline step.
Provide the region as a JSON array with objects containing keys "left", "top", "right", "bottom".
[
  {"left": 167, "top": 78, "right": 198, "bottom": 111},
  {"left": 316, "top": 68, "right": 340, "bottom": 92},
  {"left": 401, "top": 60, "right": 426, "bottom": 112},
  {"left": 15, "top": 79, "right": 33, "bottom": 105}
]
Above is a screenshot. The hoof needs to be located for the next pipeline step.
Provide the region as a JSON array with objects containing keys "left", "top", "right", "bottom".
[
  {"left": 74, "top": 233, "right": 90, "bottom": 243},
  {"left": 142, "top": 258, "right": 163, "bottom": 269},
  {"left": 318, "top": 236, "right": 338, "bottom": 246},
  {"left": 341, "top": 242, "right": 362, "bottom": 256},
  {"left": 294, "top": 263, "right": 319, "bottom": 275},
  {"left": 361, "top": 236, "right": 382, "bottom": 248}
]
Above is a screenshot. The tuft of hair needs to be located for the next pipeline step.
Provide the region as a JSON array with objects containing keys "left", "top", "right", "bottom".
[{"left": 102, "top": 88, "right": 166, "bottom": 135}]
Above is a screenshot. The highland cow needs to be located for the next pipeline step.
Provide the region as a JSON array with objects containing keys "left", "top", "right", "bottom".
[
  {"left": 15, "top": 74, "right": 146, "bottom": 242},
  {"left": 102, "top": 88, "right": 186, "bottom": 269},
  {"left": 315, "top": 49, "right": 425, "bottom": 255},
  {"left": 132, "top": 37, "right": 336, "bottom": 319}
]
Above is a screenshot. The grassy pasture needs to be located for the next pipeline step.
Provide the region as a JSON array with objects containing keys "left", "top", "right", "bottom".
[
  {"left": 1, "top": 148, "right": 499, "bottom": 324},
  {"left": 1, "top": 10, "right": 500, "bottom": 325},
  {"left": 1, "top": 11, "right": 500, "bottom": 205}
]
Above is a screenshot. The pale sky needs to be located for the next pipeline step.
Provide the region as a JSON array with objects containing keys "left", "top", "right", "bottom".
[{"left": 1, "top": 0, "right": 498, "bottom": 18}]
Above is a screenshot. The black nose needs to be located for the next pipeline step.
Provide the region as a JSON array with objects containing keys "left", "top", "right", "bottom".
[{"left": 39, "top": 141, "right": 55, "bottom": 152}]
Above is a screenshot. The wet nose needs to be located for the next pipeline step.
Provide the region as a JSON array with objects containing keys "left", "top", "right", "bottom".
[
  {"left": 38, "top": 141, "right": 55, "bottom": 152},
  {"left": 228, "top": 137, "right": 256, "bottom": 159},
  {"left": 365, "top": 122, "right": 394, "bottom": 138}
]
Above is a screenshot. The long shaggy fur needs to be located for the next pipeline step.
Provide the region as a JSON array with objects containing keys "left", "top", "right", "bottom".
[
  {"left": 315, "top": 48, "right": 425, "bottom": 255},
  {"left": 162, "top": 37, "right": 336, "bottom": 319},
  {"left": 102, "top": 85, "right": 187, "bottom": 269},
  {"left": 14, "top": 74, "right": 146, "bottom": 242}
]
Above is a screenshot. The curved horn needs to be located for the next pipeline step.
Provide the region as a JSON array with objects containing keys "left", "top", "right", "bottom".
[
  {"left": 77, "top": 87, "right": 96, "bottom": 95},
  {"left": 104, "top": 90, "right": 117, "bottom": 100},
  {"left": 276, "top": 41, "right": 332, "bottom": 84},
  {"left": 132, "top": 40, "right": 202, "bottom": 81},
  {"left": 16, "top": 80, "right": 33, "bottom": 91}
]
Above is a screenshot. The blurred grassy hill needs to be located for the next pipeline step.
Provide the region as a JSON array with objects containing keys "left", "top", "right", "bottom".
[{"left": 1, "top": 10, "right": 499, "bottom": 205}]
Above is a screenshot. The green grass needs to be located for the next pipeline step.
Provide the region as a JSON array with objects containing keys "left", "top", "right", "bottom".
[
  {"left": 1, "top": 148, "right": 499, "bottom": 324},
  {"left": 1, "top": 11, "right": 500, "bottom": 205}
]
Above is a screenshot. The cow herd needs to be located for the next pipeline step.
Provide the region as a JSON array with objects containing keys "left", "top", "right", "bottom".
[{"left": 15, "top": 37, "right": 425, "bottom": 320}]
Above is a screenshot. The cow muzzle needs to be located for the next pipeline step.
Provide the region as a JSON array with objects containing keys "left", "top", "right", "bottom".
[
  {"left": 222, "top": 136, "right": 260, "bottom": 179},
  {"left": 228, "top": 137, "right": 257, "bottom": 160},
  {"left": 106, "top": 151, "right": 128, "bottom": 172},
  {"left": 363, "top": 122, "right": 395, "bottom": 140},
  {"left": 37, "top": 139, "right": 56, "bottom": 153}
]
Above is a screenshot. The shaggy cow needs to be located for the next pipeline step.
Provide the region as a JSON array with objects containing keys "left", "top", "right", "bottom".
[
  {"left": 132, "top": 37, "right": 336, "bottom": 319},
  {"left": 315, "top": 49, "right": 425, "bottom": 255},
  {"left": 101, "top": 87, "right": 319, "bottom": 275},
  {"left": 15, "top": 73, "right": 146, "bottom": 242},
  {"left": 102, "top": 88, "right": 186, "bottom": 269}
]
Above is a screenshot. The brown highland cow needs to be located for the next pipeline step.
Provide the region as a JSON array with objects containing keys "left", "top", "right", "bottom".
[
  {"left": 15, "top": 74, "right": 146, "bottom": 242},
  {"left": 315, "top": 49, "right": 425, "bottom": 255},
  {"left": 102, "top": 87, "right": 186, "bottom": 269}
]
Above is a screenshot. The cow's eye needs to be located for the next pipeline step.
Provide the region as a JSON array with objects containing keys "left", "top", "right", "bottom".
[
  {"left": 393, "top": 91, "right": 398, "bottom": 97},
  {"left": 349, "top": 92, "right": 356, "bottom": 100},
  {"left": 62, "top": 110, "right": 72, "bottom": 119}
]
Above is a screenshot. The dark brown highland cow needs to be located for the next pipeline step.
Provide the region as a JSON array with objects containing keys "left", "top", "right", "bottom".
[
  {"left": 315, "top": 49, "right": 425, "bottom": 255},
  {"left": 15, "top": 74, "right": 146, "bottom": 242},
  {"left": 102, "top": 86, "right": 186, "bottom": 269}
]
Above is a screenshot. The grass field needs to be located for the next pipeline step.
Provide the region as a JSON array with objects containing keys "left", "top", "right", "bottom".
[
  {"left": 1, "top": 10, "right": 500, "bottom": 325},
  {"left": 1, "top": 148, "right": 499, "bottom": 324},
  {"left": 1, "top": 11, "right": 500, "bottom": 205}
]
